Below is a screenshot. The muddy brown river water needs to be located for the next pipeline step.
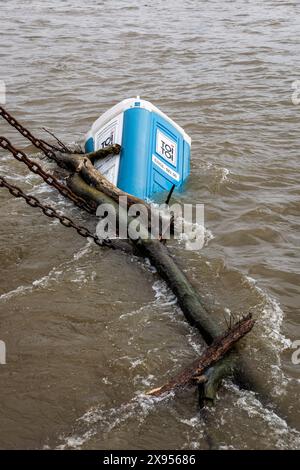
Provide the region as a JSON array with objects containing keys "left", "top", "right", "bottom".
[{"left": 0, "top": 0, "right": 299, "bottom": 450}]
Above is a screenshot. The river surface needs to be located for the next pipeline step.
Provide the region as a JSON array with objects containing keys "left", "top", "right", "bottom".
[{"left": 0, "top": 0, "right": 299, "bottom": 450}]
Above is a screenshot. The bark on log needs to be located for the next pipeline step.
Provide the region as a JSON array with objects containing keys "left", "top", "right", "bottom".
[
  {"left": 56, "top": 150, "right": 154, "bottom": 213},
  {"left": 55, "top": 150, "right": 173, "bottom": 235},
  {"left": 147, "top": 314, "right": 255, "bottom": 397}
]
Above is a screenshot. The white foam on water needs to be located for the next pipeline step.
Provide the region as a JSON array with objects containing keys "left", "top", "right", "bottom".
[
  {"left": 242, "top": 275, "right": 291, "bottom": 395},
  {"left": 176, "top": 218, "right": 214, "bottom": 250},
  {"left": 152, "top": 279, "right": 205, "bottom": 358},
  {"left": 186, "top": 330, "right": 204, "bottom": 356},
  {"left": 0, "top": 264, "right": 65, "bottom": 303},
  {"left": 70, "top": 266, "right": 89, "bottom": 284},
  {"left": 119, "top": 279, "right": 177, "bottom": 321},
  {"left": 57, "top": 393, "right": 171, "bottom": 450},
  {"left": 136, "top": 374, "right": 156, "bottom": 388},
  {"left": 1, "top": 171, "right": 35, "bottom": 184},
  {"left": 57, "top": 429, "right": 96, "bottom": 450},
  {"left": 244, "top": 276, "right": 287, "bottom": 345},
  {"left": 129, "top": 358, "right": 144, "bottom": 369},
  {"left": 204, "top": 228, "right": 215, "bottom": 246},
  {"left": 218, "top": 444, "right": 235, "bottom": 450},
  {"left": 31, "top": 181, "right": 54, "bottom": 195},
  {"left": 143, "top": 257, "right": 157, "bottom": 274},
  {"left": 73, "top": 239, "right": 93, "bottom": 260},
  {"left": 152, "top": 279, "right": 177, "bottom": 307},
  {"left": 199, "top": 162, "right": 230, "bottom": 184},
  {"left": 219, "top": 167, "right": 230, "bottom": 183},
  {"left": 119, "top": 303, "right": 150, "bottom": 320},
  {"left": 0, "top": 283, "right": 34, "bottom": 302},
  {"left": 178, "top": 415, "right": 205, "bottom": 448},
  {"left": 180, "top": 415, "right": 202, "bottom": 429},
  {"left": 226, "top": 382, "right": 300, "bottom": 449}
]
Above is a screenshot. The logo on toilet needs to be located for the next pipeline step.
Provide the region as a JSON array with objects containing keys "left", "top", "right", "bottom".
[{"left": 156, "top": 130, "right": 177, "bottom": 167}]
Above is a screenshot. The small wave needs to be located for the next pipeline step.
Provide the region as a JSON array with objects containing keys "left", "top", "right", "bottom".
[
  {"left": 119, "top": 303, "right": 151, "bottom": 320},
  {"left": 0, "top": 284, "right": 34, "bottom": 302},
  {"left": 30, "top": 181, "right": 54, "bottom": 196},
  {"left": 57, "top": 393, "right": 171, "bottom": 450},
  {"left": 0, "top": 240, "right": 93, "bottom": 302},
  {"left": 73, "top": 239, "right": 93, "bottom": 260},
  {"left": 226, "top": 381, "right": 300, "bottom": 449},
  {"left": 0, "top": 266, "right": 64, "bottom": 302},
  {"left": 120, "top": 279, "right": 177, "bottom": 320},
  {"left": 242, "top": 275, "right": 291, "bottom": 395},
  {"left": 244, "top": 276, "right": 291, "bottom": 351}
]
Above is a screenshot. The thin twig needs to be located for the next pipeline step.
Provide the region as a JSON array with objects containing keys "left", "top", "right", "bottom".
[{"left": 42, "top": 127, "right": 71, "bottom": 152}]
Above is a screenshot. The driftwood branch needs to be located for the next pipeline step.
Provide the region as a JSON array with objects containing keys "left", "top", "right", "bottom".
[
  {"left": 147, "top": 313, "right": 255, "bottom": 397},
  {"left": 85, "top": 144, "right": 121, "bottom": 162}
]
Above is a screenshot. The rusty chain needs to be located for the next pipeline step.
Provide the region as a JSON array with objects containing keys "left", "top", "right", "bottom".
[
  {"left": 0, "top": 105, "right": 97, "bottom": 213},
  {"left": 0, "top": 105, "right": 68, "bottom": 162},
  {"left": 0, "top": 136, "right": 95, "bottom": 214},
  {"left": 0, "top": 175, "right": 112, "bottom": 249}
]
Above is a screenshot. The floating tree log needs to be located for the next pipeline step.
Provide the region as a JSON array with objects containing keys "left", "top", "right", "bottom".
[
  {"left": 61, "top": 158, "right": 275, "bottom": 412},
  {"left": 147, "top": 313, "right": 255, "bottom": 397},
  {"left": 67, "top": 173, "right": 249, "bottom": 397}
]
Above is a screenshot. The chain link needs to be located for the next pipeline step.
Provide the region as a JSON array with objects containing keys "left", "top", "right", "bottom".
[
  {"left": 0, "top": 175, "right": 112, "bottom": 248},
  {"left": 0, "top": 136, "right": 96, "bottom": 214}
]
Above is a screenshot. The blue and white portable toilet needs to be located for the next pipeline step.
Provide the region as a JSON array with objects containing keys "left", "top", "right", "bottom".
[{"left": 84, "top": 97, "right": 191, "bottom": 200}]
